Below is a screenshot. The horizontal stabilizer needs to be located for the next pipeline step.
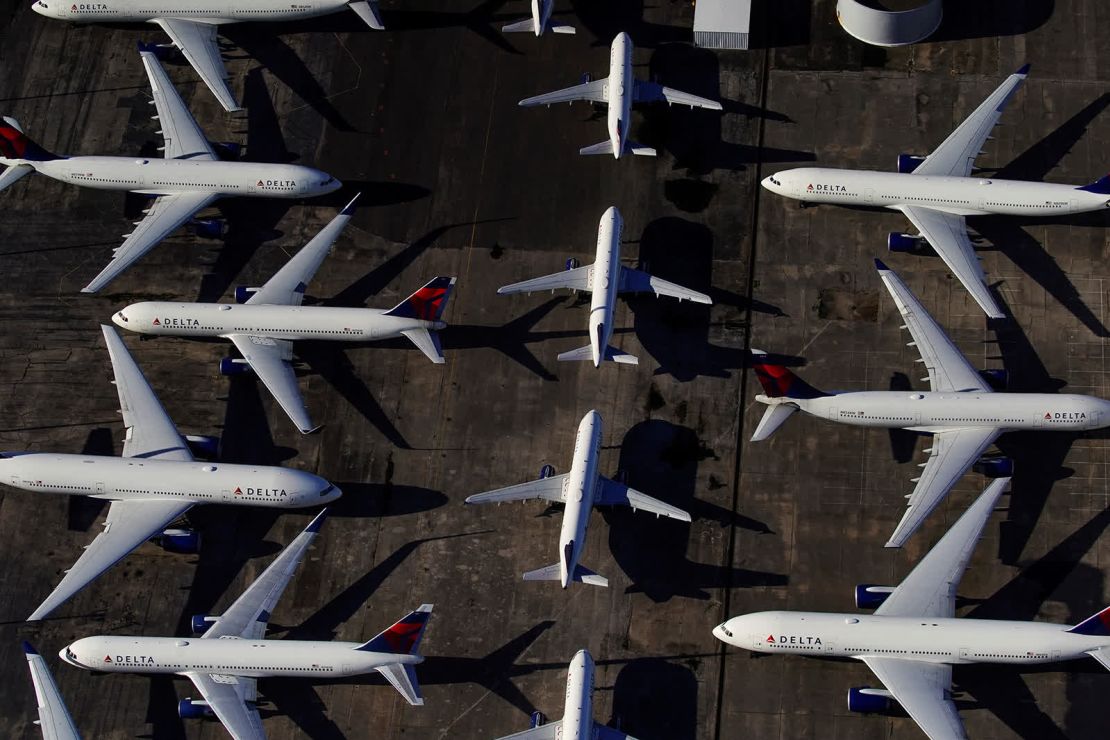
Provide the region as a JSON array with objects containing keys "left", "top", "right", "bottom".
[
  {"left": 579, "top": 139, "right": 615, "bottom": 156},
  {"left": 550, "top": 21, "right": 576, "bottom": 33},
  {"left": 1087, "top": 647, "right": 1110, "bottom": 671},
  {"left": 629, "top": 142, "right": 657, "bottom": 156},
  {"left": 376, "top": 662, "right": 424, "bottom": 706},
  {"left": 494, "top": 720, "right": 560, "bottom": 740},
  {"left": 751, "top": 403, "right": 798, "bottom": 442},
  {"left": 521, "top": 562, "right": 608, "bottom": 586},
  {"left": 502, "top": 18, "right": 534, "bottom": 32},
  {"left": 0, "top": 163, "right": 33, "bottom": 191},
  {"left": 556, "top": 345, "right": 638, "bottom": 365},
  {"left": 401, "top": 328, "right": 445, "bottom": 364}
]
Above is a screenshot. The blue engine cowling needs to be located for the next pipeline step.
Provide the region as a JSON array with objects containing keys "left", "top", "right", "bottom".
[
  {"left": 565, "top": 257, "right": 581, "bottom": 271},
  {"left": 887, "top": 232, "right": 922, "bottom": 252},
  {"left": 539, "top": 464, "right": 556, "bottom": 479},
  {"left": 190, "top": 219, "right": 225, "bottom": 239},
  {"left": 191, "top": 614, "right": 216, "bottom": 635},
  {"left": 847, "top": 687, "right": 892, "bottom": 713},
  {"left": 212, "top": 141, "right": 243, "bottom": 161},
  {"left": 159, "top": 528, "right": 201, "bottom": 554},
  {"left": 184, "top": 435, "right": 220, "bottom": 460},
  {"left": 235, "top": 286, "right": 259, "bottom": 304},
  {"left": 178, "top": 699, "right": 214, "bottom": 719},
  {"left": 897, "top": 154, "right": 925, "bottom": 174},
  {"left": 854, "top": 584, "right": 895, "bottom": 609},
  {"left": 979, "top": 368, "right": 1009, "bottom": 390},
  {"left": 530, "top": 711, "right": 547, "bottom": 728},
  {"left": 973, "top": 456, "right": 1014, "bottom": 477},
  {"left": 219, "top": 357, "right": 252, "bottom": 376}
]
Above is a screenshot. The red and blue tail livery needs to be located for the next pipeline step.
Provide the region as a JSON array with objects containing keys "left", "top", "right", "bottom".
[
  {"left": 385, "top": 277, "right": 456, "bottom": 322},
  {"left": 750, "top": 350, "right": 828, "bottom": 399},
  {"left": 1068, "top": 605, "right": 1110, "bottom": 636},
  {"left": 0, "top": 118, "right": 58, "bottom": 162},
  {"left": 357, "top": 604, "right": 434, "bottom": 654}
]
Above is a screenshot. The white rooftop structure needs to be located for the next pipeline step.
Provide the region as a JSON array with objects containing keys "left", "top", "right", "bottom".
[
  {"left": 836, "top": 0, "right": 942, "bottom": 46},
  {"left": 694, "top": 0, "right": 751, "bottom": 50}
]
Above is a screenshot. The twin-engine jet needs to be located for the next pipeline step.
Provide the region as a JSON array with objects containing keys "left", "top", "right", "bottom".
[
  {"left": 32, "top": 0, "right": 384, "bottom": 112},
  {"left": 0, "top": 50, "right": 340, "bottom": 293},
  {"left": 23, "top": 642, "right": 80, "bottom": 740},
  {"left": 761, "top": 65, "right": 1110, "bottom": 318},
  {"left": 465, "top": 410, "right": 690, "bottom": 588},
  {"left": 519, "top": 32, "right": 722, "bottom": 158},
  {"left": 112, "top": 196, "right": 456, "bottom": 434},
  {"left": 494, "top": 650, "right": 636, "bottom": 740},
  {"left": 1, "top": 326, "right": 340, "bottom": 621},
  {"left": 502, "top": 0, "right": 574, "bottom": 36},
  {"left": 751, "top": 260, "right": 1110, "bottom": 547},
  {"left": 497, "top": 206, "right": 710, "bottom": 367},
  {"left": 715, "top": 478, "right": 1110, "bottom": 740},
  {"left": 60, "top": 510, "right": 435, "bottom": 739}
]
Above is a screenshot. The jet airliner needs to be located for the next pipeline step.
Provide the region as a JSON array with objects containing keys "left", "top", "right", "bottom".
[
  {"left": 1, "top": 326, "right": 340, "bottom": 621},
  {"left": 0, "top": 50, "right": 341, "bottom": 293},
  {"left": 502, "top": 0, "right": 574, "bottom": 35},
  {"left": 714, "top": 478, "right": 1110, "bottom": 740},
  {"left": 465, "top": 410, "right": 690, "bottom": 588},
  {"left": 761, "top": 65, "right": 1110, "bottom": 318},
  {"left": 60, "top": 510, "right": 434, "bottom": 739},
  {"left": 32, "top": 0, "right": 384, "bottom": 112},
  {"left": 518, "top": 32, "right": 722, "bottom": 158},
  {"left": 112, "top": 196, "right": 456, "bottom": 434},
  {"left": 497, "top": 206, "right": 710, "bottom": 367},
  {"left": 750, "top": 260, "right": 1110, "bottom": 547}
]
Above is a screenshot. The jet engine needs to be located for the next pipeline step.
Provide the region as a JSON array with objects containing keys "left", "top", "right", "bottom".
[
  {"left": 565, "top": 257, "right": 581, "bottom": 271},
  {"left": 973, "top": 456, "right": 1013, "bottom": 477},
  {"left": 234, "top": 286, "right": 260, "bottom": 304},
  {"left": 847, "top": 687, "right": 893, "bottom": 713},
  {"left": 178, "top": 699, "right": 214, "bottom": 719},
  {"left": 158, "top": 528, "right": 201, "bottom": 554},
  {"left": 191, "top": 614, "right": 217, "bottom": 635},
  {"left": 854, "top": 584, "right": 895, "bottom": 609},
  {"left": 184, "top": 435, "right": 220, "bottom": 460},
  {"left": 189, "top": 219, "right": 225, "bottom": 239},
  {"left": 219, "top": 357, "right": 252, "bottom": 376},
  {"left": 979, "top": 368, "right": 1009, "bottom": 390},
  {"left": 897, "top": 154, "right": 925, "bottom": 174},
  {"left": 887, "top": 232, "right": 923, "bottom": 252},
  {"left": 539, "top": 464, "right": 556, "bottom": 479}
]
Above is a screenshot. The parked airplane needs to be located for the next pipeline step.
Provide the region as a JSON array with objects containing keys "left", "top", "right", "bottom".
[
  {"left": 750, "top": 259, "right": 1110, "bottom": 547},
  {"left": 32, "top": 0, "right": 384, "bottom": 112},
  {"left": 60, "top": 510, "right": 434, "bottom": 738},
  {"left": 465, "top": 409, "right": 690, "bottom": 588},
  {"left": 494, "top": 649, "right": 635, "bottom": 739},
  {"left": 761, "top": 65, "right": 1110, "bottom": 318},
  {"left": 1, "top": 326, "right": 341, "bottom": 621},
  {"left": 23, "top": 642, "right": 80, "bottom": 740},
  {"left": 497, "top": 206, "right": 710, "bottom": 367},
  {"left": 0, "top": 50, "right": 341, "bottom": 293},
  {"left": 502, "top": 0, "right": 574, "bottom": 35},
  {"left": 112, "top": 196, "right": 456, "bottom": 434},
  {"left": 518, "top": 32, "right": 722, "bottom": 158},
  {"left": 715, "top": 477, "right": 1110, "bottom": 739}
]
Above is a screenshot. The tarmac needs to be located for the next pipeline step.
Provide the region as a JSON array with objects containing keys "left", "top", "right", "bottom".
[{"left": 0, "top": 0, "right": 1105, "bottom": 738}]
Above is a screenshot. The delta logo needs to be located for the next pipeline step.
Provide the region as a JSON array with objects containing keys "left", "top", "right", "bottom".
[
  {"left": 766, "top": 634, "right": 822, "bottom": 645},
  {"left": 258, "top": 179, "right": 296, "bottom": 187},
  {"left": 809, "top": 183, "right": 846, "bottom": 192},
  {"left": 155, "top": 317, "right": 199, "bottom": 327},
  {"left": 111, "top": 654, "right": 156, "bottom": 665},
  {"left": 1044, "top": 411, "right": 1087, "bottom": 421},
  {"left": 73, "top": 3, "right": 108, "bottom": 9},
  {"left": 233, "top": 486, "right": 289, "bottom": 498},
  {"left": 103, "top": 654, "right": 112, "bottom": 663}
]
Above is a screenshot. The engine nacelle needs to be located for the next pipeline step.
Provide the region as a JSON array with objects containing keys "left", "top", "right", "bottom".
[
  {"left": 191, "top": 614, "right": 217, "bottom": 635},
  {"left": 979, "top": 368, "right": 1009, "bottom": 390},
  {"left": 189, "top": 218, "right": 225, "bottom": 239},
  {"left": 538, "top": 464, "right": 556, "bottom": 479},
  {"left": 854, "top": 584, "right": 895, "bottom": 609},
  {"left": 178, "top": 699, "right": 214, "bottom": 719},
  {"left": 159, "top": 528, "right": 201, "bottom": 554},
  {"left": 212, "top": 141, "right": 243, "bottom": 161},
  {"left": 138, "top": 41, "right": 176, "bottom": 62},
  {"left": 219, "top": 357, "right": 252, "bottom": 376},
  {"left": 974, "top": 456, "right": 1014, "bottom": 478},
  {"left": 184, "top": 435, "right": 220, "bottom": 460},
  {"left": 530, "top": 711, "right": 547, "bottom": 728},
  {"left": 897, "top": 154, "right": 925, "bottom": 174},
  {"left": 234, "top": 286, "right": 259, "bottom": 304},
  {"left": 887, "top": 232, "right": 923, "bottom": 253},
  {"left": 565, "top": 257, "right": 581, "bottom": 271},
  {"left": 847, "top": 687, "right": 893, "bottom": 714}
]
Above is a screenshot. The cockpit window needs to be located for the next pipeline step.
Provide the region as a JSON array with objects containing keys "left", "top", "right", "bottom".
[
  {"left": 117, "top": 311, "right": 128, "bottom": 323},
  {"left": 720, "top": 626, "right": 733, "bottom": 637},
  {"left": 768, "top": 177, "right": 781, "bottom": 186}
]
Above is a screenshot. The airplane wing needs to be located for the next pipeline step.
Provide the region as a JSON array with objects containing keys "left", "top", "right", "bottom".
[
  {"left": 204, "top": 509, "right": 328, "bottom": 641},
  {"left": 874, "top": 259, "right": 993, "bottom": 392},
  {"left": 81, "top": 190, "right": 220, "bottom": 293},
  {"left": 890, "top": 207, "right": 1003, "bottom": 320},
  {"left": 633, "top": 80, "right": 722, "bottom": 110},
  {"left": 877, "top": 477, "right": 1009, "bottom": 619},
  {"left": 595, "top": 477, "right": 691, "bottom": 521},
  {"left": 152, "top": 20, "right": 241, "bottom": 114},
  {"left": 139, "top": 49, "right": 219, "bottom": 160},
  {"left": 181, "top": 671, "right": 264, "bottom": 740},
  {"left": 497, "top": 265, "right": 592, "bottom": 295},
  {"left": 246, "top": 195, "right": 359, "bottom": 306},
  {"left": 23, "top": 643, "right": 81, "bottom": 740},
  {"left": 101, "top": 325, "right": 194, "bottom": 461},
  {"left": 495, "top": 721, "right": 560, "bottom": 740},
  {"left": 912, "top": 65, "right": 1029, "bottom": 178},
  {"left": 226, "top": 334, "right": 318, "bottom": 435},
  {"left": 464, "top": 474, "right": 568, "bottom": 505},
  {"left": 618, "top": 266, "right": 712, "bottom": 303},
  {"left": 885, "top": 427, "right": 1001, "bottom": 549},
  {"left": 28, "top": 498, "right": 193, "bottom": 620},
  {"left": 519, "top": 78, "right": 609, "bottom": 107},
  {"left": 859, "top": 658, "right": 966, "bottom": 740}
]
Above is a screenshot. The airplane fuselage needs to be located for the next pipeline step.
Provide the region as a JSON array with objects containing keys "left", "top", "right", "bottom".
[
  {"left": 587, "top": 206, "right": 623, "bottom": 367},
  {"left": 560, "top": 649, "right": 595, "bottom": 738},
  {"left": 607, "top": 32, "right": 633, "bottom": 159},
  {"left": 764, "top": 167, "right": 1110, "bottom": 217},
  {"left": 114, "top": 302, "right": 445, "bottom": 342},
  {"left": 558, "top": 410, "right": 604, "bottom": 587},
  {"left": 530, "top": 0, "right": 551, "bottom": 35},
  {"left": 34, "top": 0, "right": 351, "bottom": 24},
  {"left": 0, "top": 452, "right": 339, "bottom": 507},
  {"left": 61, "top": 635, "right": 419, "bottom": 679},
  {"left": 715, "top": 611, "right": 1109, "bottom": 666}
]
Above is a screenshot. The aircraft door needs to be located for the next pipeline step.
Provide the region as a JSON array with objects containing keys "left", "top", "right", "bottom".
[
  {"left": 826, "top": 406, "right": 838, "bottom": 422},
  {"left": 1090, "top": 411, "right": 1100, "bottom": 429},
  {"left": 96, "top": 481, "right": 105, "bottom": 494},
  {"left": 863, "top": 188, "right": 875, "bottom": 204},
  {"left": 958, "top": 647, "right": 972, "bottom": 661}
]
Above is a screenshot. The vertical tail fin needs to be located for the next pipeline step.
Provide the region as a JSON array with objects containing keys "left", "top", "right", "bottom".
[
  {"left": 1068, "top": 606, "right": 1110, "bottom": 635},
  {"left": 1078, "top": 174, "right": 1110, "bottom": 194},
  {"left": 357, "top": 604, "right": 434, "bottom": 655},
  {"left": 385, "top": 277, "right": 456, "bottom": 321},
  {"left": 0, "top": 118, "right": 58, "bottom": 162},
  {"left": 749, "top": 349, "right": 828, "bottom": 399}
]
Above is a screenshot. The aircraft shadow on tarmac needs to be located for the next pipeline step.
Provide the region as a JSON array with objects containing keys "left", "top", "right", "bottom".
[
  {"left": 569, "top": 0, "right": 688, "bottom": 49},
  {"left": 600, "top": 420, "right": 783, "bottom": 602},
  {"left": 609, "top": 657, "right": 699, "bottom": 740},
  {"left": 931, "top": 0, "right": 1055, "bottom": 42}
]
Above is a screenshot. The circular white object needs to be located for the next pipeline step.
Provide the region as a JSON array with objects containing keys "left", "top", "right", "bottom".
[{"left": 836, "top": 0, "right": 942, "bottom": 47}]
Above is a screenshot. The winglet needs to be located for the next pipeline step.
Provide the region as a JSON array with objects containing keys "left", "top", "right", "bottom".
[
  {"left": 22, "top": 641, "right": 38, "bottom": 656},
  {"left": 340, "top": 192, "right": 361, "bottom": 216},
  {"left": 305, "top": 508, "right": 329, "bottom": 533},
  {"left": 1015, "top": 63, "right": 1031, "bottom": 76},
  {"left": 874, "top": 258, "right": 890, "bottom": 271}
]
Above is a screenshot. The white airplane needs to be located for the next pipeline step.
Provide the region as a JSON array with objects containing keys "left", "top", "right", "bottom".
[
  {"left": 23, "top": 642, "right": 81, "bottom": 740},
  {"left": 1, "top": 325, "right": 341, "bottom": 621},
  {"left": 750, "top": 259, "right": 1110, "bottom": 548},
  {"left": 31, "top": 0, "right": 384, "bottom": 112},
  {"left": 502, "top": 0, "right": 574, "bottom": 36},
  {"left": 497, "top": 206, "right": 711, "bottom": 367},
  {"left": 715, "top": 477, "right": 1110, "bottom": 740},
  {"left": 60, "top": 510, "right": 435, "bottom": 739},
  {"left": 494, "top": 649, "right": 635, "bottom": 740},
  {"left": 465, "top": 409, "right": 690, "bottom": 588},
  {"left": 518, "top": 32, "right": 722, "bottom": 158},
  {"left": 0, "top": 50, "right": 341, "bottom": 294},
  {"left": 761, "top": 65, "right": 1110, "bottom": 319},
  {"left": 111, "top": 196, "right": 456, "bottom": 434}
]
